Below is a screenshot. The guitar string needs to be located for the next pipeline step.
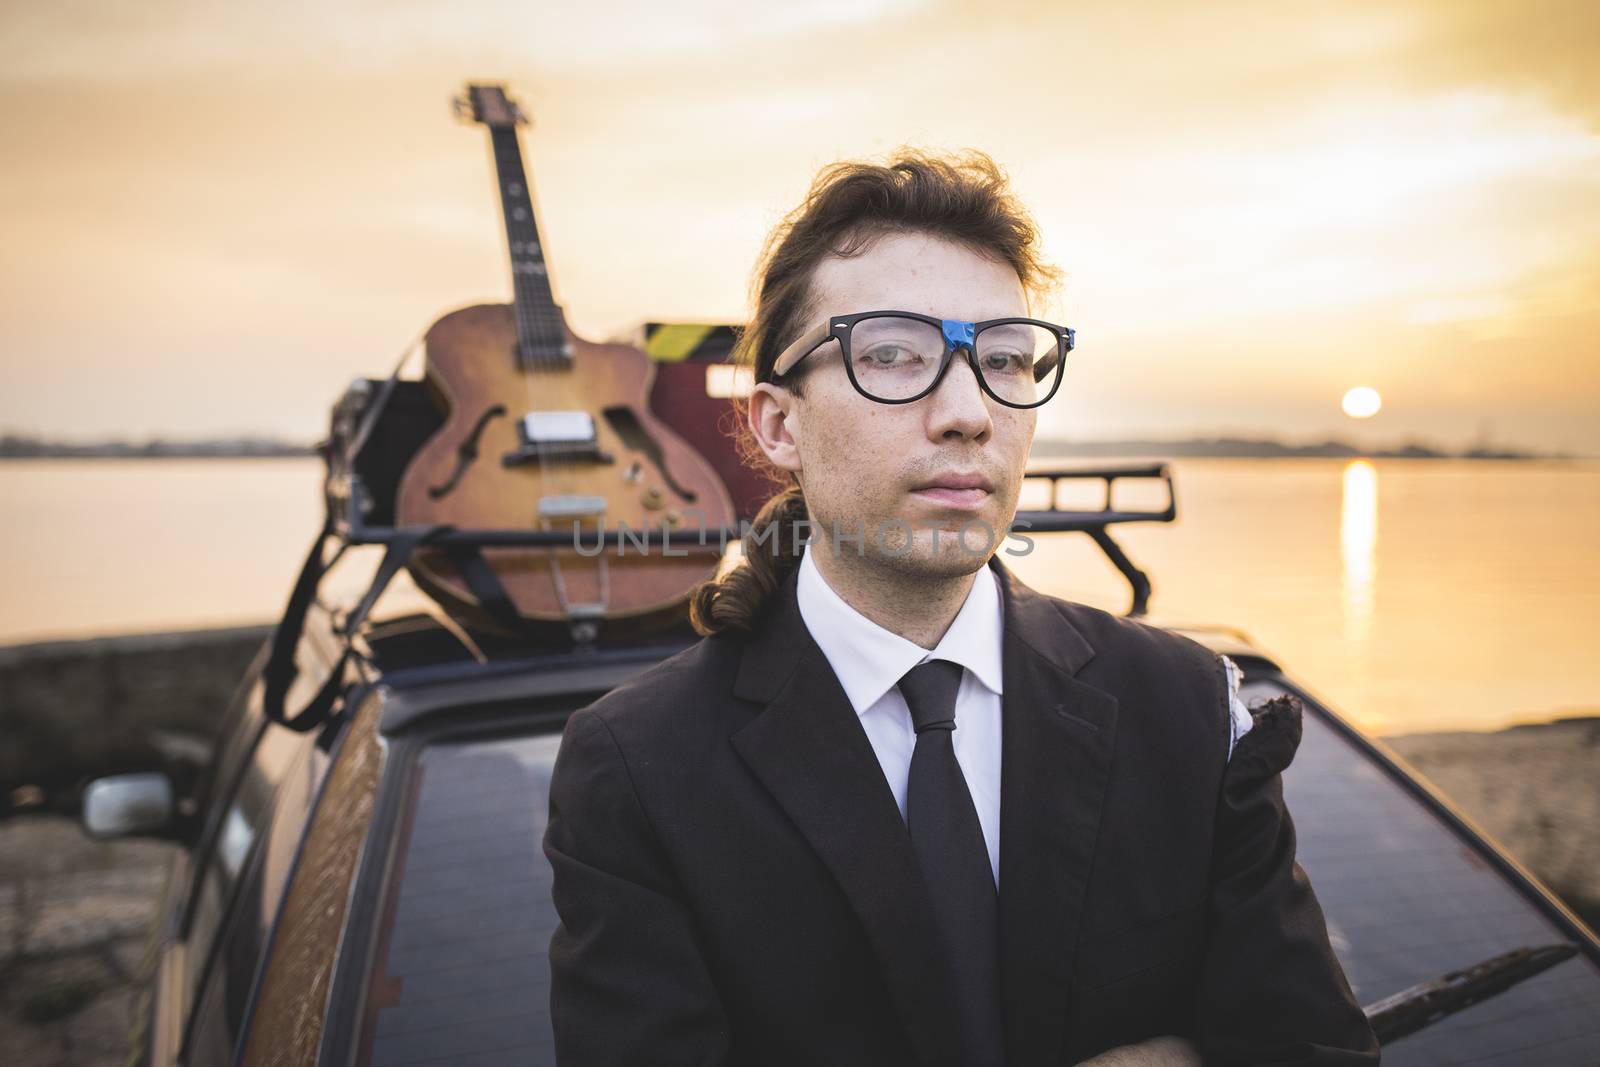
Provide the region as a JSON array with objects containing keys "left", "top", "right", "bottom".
[
  {"left": 494, "top": 124, "right": 593, "bottom": 613},
  {"left": 497, "top": 119, "right": 721, "bottom": 581},
  {"left": 477, "top": 102, "right": 724, "bottom": 619}
]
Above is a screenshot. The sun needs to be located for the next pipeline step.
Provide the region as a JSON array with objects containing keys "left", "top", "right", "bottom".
[{"left": 1341, "top": 386, "right": 1382, "bottom": 419}]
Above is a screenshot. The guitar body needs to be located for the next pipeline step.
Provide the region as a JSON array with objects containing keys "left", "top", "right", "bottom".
[{"left": 394, "top": 301, "right": 734, "bottom": 626}]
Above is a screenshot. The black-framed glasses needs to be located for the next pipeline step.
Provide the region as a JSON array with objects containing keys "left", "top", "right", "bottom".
[{"left": 771, "top": 310, "right": 1076, "bottom": 409}]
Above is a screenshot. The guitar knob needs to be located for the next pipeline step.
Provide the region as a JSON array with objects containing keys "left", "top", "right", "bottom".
[
  {"left": 641, "top": 486, "right": 664, "bottom": 510},
  {"left": 664, "top": 510, "right": 684, "bottom": 528}
]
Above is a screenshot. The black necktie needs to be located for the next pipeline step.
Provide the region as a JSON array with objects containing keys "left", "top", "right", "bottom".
[{"left": 897, "top": 659, "right": 1006, "bottom": 1066}]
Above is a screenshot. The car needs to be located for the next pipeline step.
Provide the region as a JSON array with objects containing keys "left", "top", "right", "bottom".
[{"left": 82, "top": 375, "right": 1600, "bottom": 1066}]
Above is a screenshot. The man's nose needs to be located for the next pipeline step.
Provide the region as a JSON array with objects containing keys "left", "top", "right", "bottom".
[{"left": 924, "top": 350, "right": 993, "bottom": 440}]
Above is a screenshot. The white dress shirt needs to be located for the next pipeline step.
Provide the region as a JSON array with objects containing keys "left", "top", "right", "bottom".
[{"left": 795, "top": 547, "right": 1255, "bottom": 893}]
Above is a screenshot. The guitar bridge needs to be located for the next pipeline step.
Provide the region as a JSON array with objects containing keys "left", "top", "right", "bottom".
[{"left": 538, "top": 495, "right": 608, "bottom": 519}]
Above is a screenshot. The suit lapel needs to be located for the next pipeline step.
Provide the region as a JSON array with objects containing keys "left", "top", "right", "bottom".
[
  {"left": 730, "top": 569, "right": 967, "bottom": 1067},
  {"left": 991, "top": 556, "right": 1119, "bottom": 1065},
  {"left": 727, "top": 559, "right": 1119, "bottom": 1067}
]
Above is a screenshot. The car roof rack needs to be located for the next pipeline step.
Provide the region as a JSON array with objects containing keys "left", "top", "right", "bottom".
[{"left": 260, "top": 369, "right": 1177, "bottom": 732}]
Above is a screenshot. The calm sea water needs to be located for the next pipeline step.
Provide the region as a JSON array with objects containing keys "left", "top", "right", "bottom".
[{"left": 2, "top": 456, "right": 1595, "bottom": 736}]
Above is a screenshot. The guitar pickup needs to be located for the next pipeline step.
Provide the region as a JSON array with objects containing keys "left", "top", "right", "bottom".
[
  {"left": 503, "top": 410, "right": 613, "bottom": 466},
  {"left": 521, "top": 411, "right": 596, "bottom": 444}
]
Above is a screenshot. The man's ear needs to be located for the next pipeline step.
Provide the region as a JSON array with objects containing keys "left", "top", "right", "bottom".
[{"left": 747, "top": 382, "right": 802, "bottom": 475}]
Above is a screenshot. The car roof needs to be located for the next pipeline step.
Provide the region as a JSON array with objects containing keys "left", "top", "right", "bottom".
[{"left": 329, "top": 641, "right": 1600, "bottom": 1067}]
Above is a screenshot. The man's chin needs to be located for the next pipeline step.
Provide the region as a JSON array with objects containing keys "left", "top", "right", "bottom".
[
  {"left": 876, "top": 519, "right": 1003, "bottom": 577},
  {"left": 889, "top": 547, "right": 993, "bottom": 580},
  {"left": 804, "top": 505, "right": 1010, "bottom": 573}
]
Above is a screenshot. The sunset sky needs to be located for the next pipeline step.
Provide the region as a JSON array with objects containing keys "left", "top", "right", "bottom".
[{"left": 3, "top": 0, "right": 1597, "bottom": 454}]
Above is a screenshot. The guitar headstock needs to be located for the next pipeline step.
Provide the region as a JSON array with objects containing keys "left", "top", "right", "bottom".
[{"left": 454, "top": 84, "right": 529, "bottom": 128}]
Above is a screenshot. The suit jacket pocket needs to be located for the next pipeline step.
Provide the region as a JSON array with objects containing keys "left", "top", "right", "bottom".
[{"left": 1072, "top": 897, "right": 1208, "bottom": 990}]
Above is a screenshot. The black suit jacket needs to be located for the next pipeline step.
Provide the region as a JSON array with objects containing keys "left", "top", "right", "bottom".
[{"left": 543, "top": 556, "right": 1380, "bottom": 1066}]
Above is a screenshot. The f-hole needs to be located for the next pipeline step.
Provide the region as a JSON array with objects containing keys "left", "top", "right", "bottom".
[
  {"left": 428, "top": 404, "right": 507, "bottom": 499},
  {"left": 601, "top": 406, "right": 696, "bottom": 503}
]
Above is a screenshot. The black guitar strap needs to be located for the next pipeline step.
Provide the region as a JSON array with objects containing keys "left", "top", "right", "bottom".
[
  {"left": 261, "top": 340, "right": 536, "bottom": 731},
  {"left": 263, "top": 519, "right": 456, "bottom": 732},
  {"left": 442, "top": 542, "right": 525, "bottom": 631},
  {"left": 261, "top": 517, "right": 346, "bottom": 732}
]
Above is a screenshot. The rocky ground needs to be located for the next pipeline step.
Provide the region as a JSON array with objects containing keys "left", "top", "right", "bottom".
[
  {"left": 0, "top": 816, "right": 175, "bottom": 1066},
  {"left": 1, "top": 718, "right": 1594, "bottom": 1064}
]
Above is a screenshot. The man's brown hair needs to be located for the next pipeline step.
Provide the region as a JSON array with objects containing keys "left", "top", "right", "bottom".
[{"left": 688, "top": 148, "right": 1062, "bottom": 635}]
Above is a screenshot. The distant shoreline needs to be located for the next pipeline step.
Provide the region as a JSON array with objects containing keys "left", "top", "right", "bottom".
[
  {"left": 0, "top": 438, "right": 317, "bottom": 459},
  {"left": 1030, "top": 437, "right": 1583, "bottom": 461},
  {"left": 0, "top": 435, "right": 1584, "bottom": 462}
]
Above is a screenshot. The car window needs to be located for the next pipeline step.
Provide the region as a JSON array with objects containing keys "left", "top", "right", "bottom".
[
  {"left": 180, "top": 714, "right": 325, "bottom": 1061},
  {"left": 1258, "top": 679, "right": 1600, "bottom": 1065},
  {"left": 182, "top": 680, "right": 270, "bottom": 911},
  {"left": 183, "top": 718, "right": 307, "bottom": 1008},
  {"left": 188, "top": 643, "right": 273, "bottom": 823},
  {"left": 357, "top": 730, "right": 562, "bottom": 1066},
  {"left": 180, "top": 631, "right": 341, "bottom": 988}
]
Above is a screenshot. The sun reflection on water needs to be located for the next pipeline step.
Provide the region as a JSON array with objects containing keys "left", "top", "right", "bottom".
[{"left": 1340, "top": 459, "right": 1378, "bottom": 643}]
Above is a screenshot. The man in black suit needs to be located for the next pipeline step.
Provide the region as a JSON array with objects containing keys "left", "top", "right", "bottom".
[{"left": 543, "top": 150, "right": 1379, "bottom": 1066}]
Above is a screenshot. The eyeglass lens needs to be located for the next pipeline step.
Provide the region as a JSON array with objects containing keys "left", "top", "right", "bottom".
[{"left": 847, "top": 316, "right": 1059, "bottom": 405}]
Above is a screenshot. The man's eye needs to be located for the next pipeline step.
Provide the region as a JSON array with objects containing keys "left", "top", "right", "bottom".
[
  {"left": 860, "top": 345, "right": 922, "bottom": 366},
  {"left": 982, "top": 350, "right": 1028, "bottom": 373}
]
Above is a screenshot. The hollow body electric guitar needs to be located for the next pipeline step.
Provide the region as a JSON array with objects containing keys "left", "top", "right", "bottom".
[{"left": 394, "top": 85, "right": 734, "bottom": 631}]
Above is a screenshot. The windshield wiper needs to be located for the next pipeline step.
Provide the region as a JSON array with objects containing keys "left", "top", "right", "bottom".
[{"left": 1363, "top": 942, "right": 1579, "bottom": 1044}]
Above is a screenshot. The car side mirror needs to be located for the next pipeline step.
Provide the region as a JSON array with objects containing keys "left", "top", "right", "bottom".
[{"left": 81, "top": 772, "right": 175, "bottom": 838}]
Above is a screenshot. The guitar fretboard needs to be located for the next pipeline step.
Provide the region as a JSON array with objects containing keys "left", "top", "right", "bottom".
[{"left": 489, "top": 126, "right": 567, "bottom": 369}]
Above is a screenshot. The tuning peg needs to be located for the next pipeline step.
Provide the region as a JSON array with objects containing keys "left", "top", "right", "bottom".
[{"left": 452, "top": 94, "right": 472, "bottom": 121}]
